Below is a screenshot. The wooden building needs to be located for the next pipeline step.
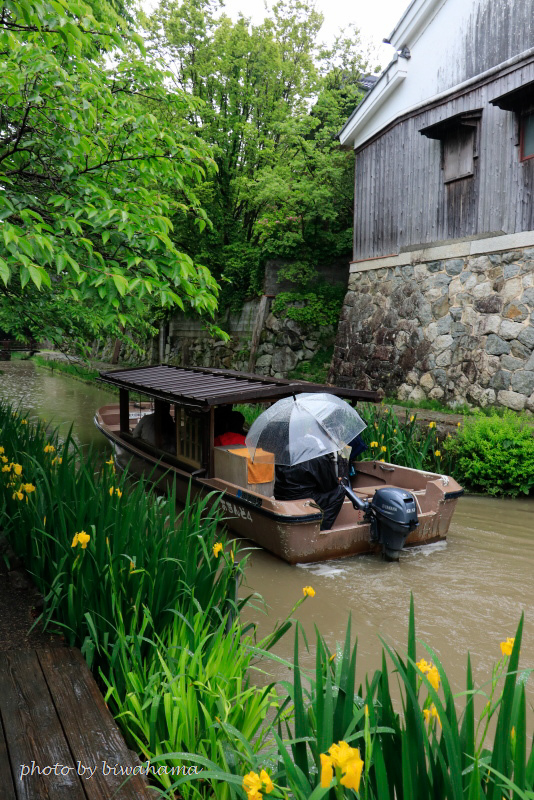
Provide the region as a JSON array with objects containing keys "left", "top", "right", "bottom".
[{"left": 332, "top": 0, "right": 534, "bottom": 411}]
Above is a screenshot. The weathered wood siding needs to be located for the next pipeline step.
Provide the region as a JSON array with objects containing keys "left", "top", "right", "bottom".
[{"left": 354, "top": 58, "right": 534, "bottom": 260}]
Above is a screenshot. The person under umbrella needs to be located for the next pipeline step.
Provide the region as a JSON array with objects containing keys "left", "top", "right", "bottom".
[{"left": 245, "top": 393, "right": 367, "bottom": 531}]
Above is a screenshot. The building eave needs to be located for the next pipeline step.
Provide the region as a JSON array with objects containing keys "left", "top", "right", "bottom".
[
  {"left": 338, "top": 57, "right": 409, "bottom": 149},
  {"left": 385, "top": 0, "right": 447, "bottom": 49}
]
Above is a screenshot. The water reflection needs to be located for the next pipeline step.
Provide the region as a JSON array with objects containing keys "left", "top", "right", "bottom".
[{"left": 0, "top": 360, "right": 115, "bottom": 450}]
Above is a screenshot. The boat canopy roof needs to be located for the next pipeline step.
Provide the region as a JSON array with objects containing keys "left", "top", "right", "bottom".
[{"left": 98, "top": 365, "right": 379, "bottom": 407}]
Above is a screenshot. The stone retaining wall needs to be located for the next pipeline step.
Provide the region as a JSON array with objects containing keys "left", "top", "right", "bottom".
[{"left": 332, "top": 243, "right": 534, "bottom": 412}]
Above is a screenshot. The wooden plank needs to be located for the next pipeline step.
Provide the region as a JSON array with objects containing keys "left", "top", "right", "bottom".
[
  {"left": 37, "top": 649, "right": 154, "bottom": 800},
  {"left": 0, "top": 650, "right": 87, "bottom": 800},
  {"left": 0, "top": 710, "right": 17, "bottom": 800}
]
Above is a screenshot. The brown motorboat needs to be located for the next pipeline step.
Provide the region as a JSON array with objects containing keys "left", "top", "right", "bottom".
[{"left": 94, "top": 365, "right": 463, "bottom": 564}]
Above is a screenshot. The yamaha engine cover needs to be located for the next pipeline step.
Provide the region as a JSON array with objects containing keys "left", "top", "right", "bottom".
[{"left": 369, "top": 487, "right": 419, "bottom": 561}]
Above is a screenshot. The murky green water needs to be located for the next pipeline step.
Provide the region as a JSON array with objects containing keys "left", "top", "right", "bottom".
[{"left": 1, "top": 360, "right": 533, "bottom": 707}]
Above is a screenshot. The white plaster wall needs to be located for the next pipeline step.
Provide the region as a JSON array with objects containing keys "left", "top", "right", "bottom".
[{"left": 342, "top": 0, "right": 532, "bottom": 150}]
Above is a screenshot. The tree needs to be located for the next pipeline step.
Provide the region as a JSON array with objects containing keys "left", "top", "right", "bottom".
[
  {"left": 143, "top": 0, "right": 371, "bottom": 310},
  {"left": 0, "top": 0, "right": 220, "bottom": 348}
]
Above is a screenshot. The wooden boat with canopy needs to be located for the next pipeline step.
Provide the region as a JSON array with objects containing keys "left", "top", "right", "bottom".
[{"left": 94, "top": 365, "right": 463, "bottom": 564}]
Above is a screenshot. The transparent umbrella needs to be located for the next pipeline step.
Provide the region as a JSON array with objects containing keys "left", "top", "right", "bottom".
[{"left": 245, "top": 393, "right": 367, "bottom": 466}]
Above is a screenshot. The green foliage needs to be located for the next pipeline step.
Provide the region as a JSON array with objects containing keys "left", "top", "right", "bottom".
[
  {"left": 288, "top": 346, "right": 334, "bottom": 384},
  {"left": 272, "top": 283, "right": 345, "bottom": 328},
  {"left": 166, "top": 600, "right": 533, "bottom": 800},
  {"left": 144, "top": 0, "right": 369, "bottom": 309},
  {"left": 33, "top": 355, "right": 101, "bottom": 384},
  {"left": 443, "top": 412, "right": 534, "bottom": 497},
  {"left": 0, "top": 401, "right": 273, "bottom": 798},
  {"left": 357, "top": 404, "right": 452, "bottom": 474},
  {"left": 0, "top": 0, "right": 219, "bottom": 348}
]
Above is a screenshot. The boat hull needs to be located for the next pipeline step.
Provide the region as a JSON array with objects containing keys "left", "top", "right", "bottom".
[{"left": 95, "top": 406, "right": 463, "bottom": 564}]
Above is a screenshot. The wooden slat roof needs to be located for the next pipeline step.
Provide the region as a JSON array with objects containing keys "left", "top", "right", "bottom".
[{"left": 98, "top": 365, "right": 379, "bottom": 407}]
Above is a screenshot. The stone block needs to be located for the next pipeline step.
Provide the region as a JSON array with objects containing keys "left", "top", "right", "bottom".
[
  {"left": 461, "top": 306, "right": 478, "bottom": 329},
  {"left": 462, "top": 274, "right": 477, "bottom": 290},
  {"left": 406, "top": 370, "right": 419, "bottom": 386},
  {"left": 511, "top": 340, "right": 531, "bottom": 359},
  {"left": 488, "top": 253, "right": 502, "bottom": 265},
  {"left": 517, "top": 325, "right": 534, "bottom": 349},
  {"left": 414, "top": 264, "right": 429, "bottom": 280},
  {"left": 521, "top": 287, "right": 534, "bottom": 306},
  {"left": 526, "top": 392, "right": 534, "bottom": 412},
  {"left": 434, "top": 334, "right": 453, "bottom": 352},
  {"left": 488, "top": 266, "right": 504, "bottom": 280},
  {"left": 450, "top": 306, "right": 462, "bottom": 321},
  {"left": 397, "top": 383, "right": 412, "bottom": 401},
  {"left": 501, "top": 355, "right": 525, "bottom": 370},
  {"left": 479, "top": 314, "right": 501, "bottom": 335},
  {"left": 497, "top": 390, "right": 526, "bottom": 410},
  {"left": 485, "top": 334, "right": 510, "bottom": 355},
  {"left": 511, "top": 370, "right": 534, "bottom": 395},
  {"left": 432, "top": 297, "right": 450, "bottom": 318},
  {"left": 448, "top": 277, "right": 463, "bottom": 296},
  {"left": 420, "top": 372, "right": 435, "bottom": 390},
  {"left": 436, "top": 350, "right": 452, "bottom": 366},
  {"left": 445, "top": 259, "right": 464, "bottom": 275},
  {"left": 470, "top": 256, "right": 491, "bottom": 273},
  {"left": 409, "top": 386, "right": 427, "bottom": 402},
  {"left": 472, "top": 281, "right": 492, "bottom": 299},
  {"left": 503, "top": 302, "right": 528, "bottom": 322},
  {"left": 489, "top": 370, "right": 511, "bottom": 390},
  {"left": 502, "top": 250, "right": 522, "bottom": 264},
  {"left": 429, "top": 387, "right": 445, "bottom": 400},
  {"left": 474, "top": 295, "right": 502, "bottom": 314},
  {"left": 522, "top": 272, "right": 534, "bottom": 288},
  {"left": 503, "top": 264, "right": 520, "bottom": 279},
  {"left": 271, "top": 348, "right": 298, "bottom": 373},
  {"left": 436, "top": 314, "right": 452, "bottom": 335},
  {"left": 451, "top": 321, "right": 467, "bottom": 337},
  {"left": 501, "top": 277, "right": 522, "bottom": 302},
  {"left": 427, "top": 261, "right": 443, "bottom": 273},
  {"left": 499, "top": 319, "right": 525, "bottom": 340},
  {"left": 432, "top": 368, "right": 447, "bottom": 387}
]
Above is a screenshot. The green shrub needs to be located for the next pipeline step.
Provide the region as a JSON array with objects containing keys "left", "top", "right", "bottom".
[
  {"left": 443, "top": 411, "right": 534, "bottom": 496},
  {"left": 271, "top": 283, "right": 345, "bottom": 328}
]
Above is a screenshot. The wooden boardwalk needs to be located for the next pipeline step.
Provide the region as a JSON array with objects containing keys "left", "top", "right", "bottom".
[{"left": 0, "top": 648, "right": 155, "bottom": 799}]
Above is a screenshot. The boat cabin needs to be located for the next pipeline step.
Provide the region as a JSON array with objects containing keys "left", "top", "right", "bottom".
[{"left": 97, "top": 365, "right": 379, "bottom": 496}]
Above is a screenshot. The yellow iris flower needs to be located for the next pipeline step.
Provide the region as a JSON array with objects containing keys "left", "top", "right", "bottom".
[
  {"left": 427, "top": 665, "right": 440, "bottom": 691},
  {"left": 213, "top": 542, "right": 223, "bottom": 558},
  {"left": 435, "top": 450, "right": 441, "bottom": 457},
  {"left": 500, "top": 637, "right": 515, "bottom": 657},
  {"left": 320, "top": 741, "right": 363, "bottom": 791},
  {"left": 429, "top": 421, "right": 436, "bottom": 429},
  {"left": 13, "top": 464, "right": 22, "bottom": 476},
  {"left": 72, "top": 531, "right": 90, "bottom": 549},
  {"left": 423, "top": 703, "right": 440, "bottom": 725},
  {"left": 44, "top": 444, "right": 56, "bottom": 453},
  {"left": 0, "top": 446, "right": 4, "bottom": 454},
  {"left": 302, "top": 585, "right": 315, "bottom": 597},
  {"left": 242, "top": 769, "right": 273, "bottom": 799},
  {"left": 23, "top": 483, "right": 36, "bottom": 493},
  {"left": 381, "top": 445, "right": 387, "bottom": 452}
]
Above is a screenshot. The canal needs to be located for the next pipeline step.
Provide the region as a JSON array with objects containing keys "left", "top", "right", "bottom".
[{"left": 1, "top": 360, "right": 533, "bottom": 698}]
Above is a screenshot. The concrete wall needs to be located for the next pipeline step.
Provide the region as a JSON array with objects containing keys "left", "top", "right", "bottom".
[{"left": 331, "top": 232, "right": 534, "bottom": 411}]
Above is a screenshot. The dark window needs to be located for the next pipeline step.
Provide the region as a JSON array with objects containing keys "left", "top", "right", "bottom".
[
  {"left": 520, "top": 112, "right": 534, "bottom": 160},
  {"left": 420, "top": 111, "right": 481, "bottom": 184},
  {"left": 490, "top": 83, "right": 534, "bottom": 161}
]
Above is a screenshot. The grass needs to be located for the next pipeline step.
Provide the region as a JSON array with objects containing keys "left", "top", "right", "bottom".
[
  {"left": 0, "top": 402, "right": 274, "bottom": 796},
  {"left": 288, "top": 346, "right": 334, "bottom": 385},
  {"left": 32, "top": 354, "right": 103, "bottom": 384},
  {"left": 160, "top": 598, "right": 534, "bottom": 799}
]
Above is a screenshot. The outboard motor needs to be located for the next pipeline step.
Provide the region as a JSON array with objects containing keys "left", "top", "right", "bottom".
[{"left": 342, "top": 482, "right": 419, "bottom": 561}]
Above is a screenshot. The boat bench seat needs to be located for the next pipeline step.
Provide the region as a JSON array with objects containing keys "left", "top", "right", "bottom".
[{"left": 213, "top": 445, "right": 275, "bottom": 498}]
